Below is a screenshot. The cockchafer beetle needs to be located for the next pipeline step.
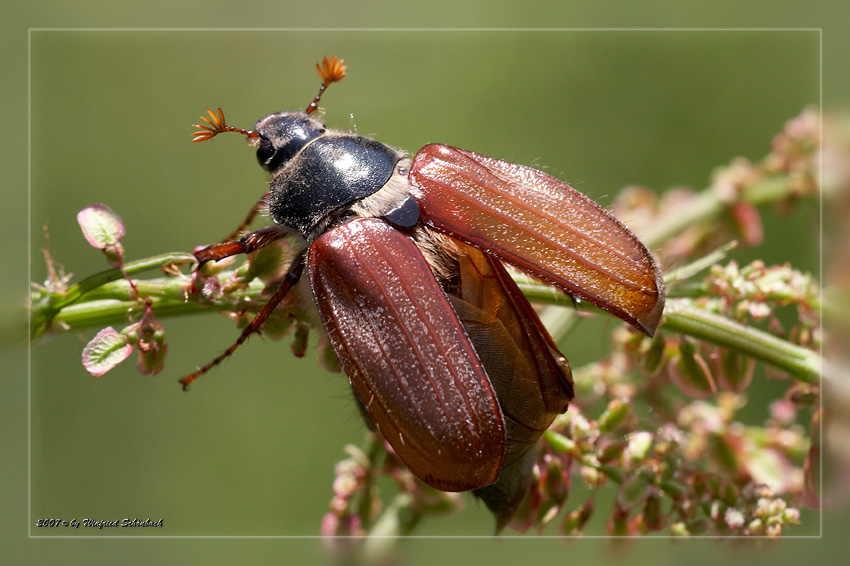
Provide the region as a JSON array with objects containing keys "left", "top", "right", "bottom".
[{"left": 183, "top": 56, "right": 664, "bottom": 525}]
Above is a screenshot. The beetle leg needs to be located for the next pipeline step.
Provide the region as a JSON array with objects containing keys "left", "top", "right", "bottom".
[
  {"left": 179, "top": 251, "right": 306, "bottom": 390},
  {"left": 194, "top": 224, "right": 289, "bottom": 267},
  {"left": 219, "top": 190, "right": 272, "bottom": 243}
]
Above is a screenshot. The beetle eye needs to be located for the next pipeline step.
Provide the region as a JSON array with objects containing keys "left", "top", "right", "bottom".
[{"left": 256, "top": 137, "right": 277, "bottom": 170}]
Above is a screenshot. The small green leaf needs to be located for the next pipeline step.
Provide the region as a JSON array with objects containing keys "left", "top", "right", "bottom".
[
  {"left": 77, "top": 204, "right": 125, "bottom": 250},
  {"left": 81, "top": 326, "right": 133, "bottom": 376},
  {"left": 560, "top": 499, "right": 594, "bottom": 536}
]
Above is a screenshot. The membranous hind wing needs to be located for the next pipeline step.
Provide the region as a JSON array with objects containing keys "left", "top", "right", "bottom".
[
  {"left": 309, "top": 218, "right": 506, "bottom": 492},
  {"left": 409, "top": 144, "right": 665, "bottom": 336},
  {"left": 445, "top": 240, "right": 574, "bottom": 527}
]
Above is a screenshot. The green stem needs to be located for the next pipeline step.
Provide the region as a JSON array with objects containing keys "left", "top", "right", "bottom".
[
  {"left": 663, "top": 241, "right": 737, "bottom": 283},
  {"left": 362, "top": 493, "right": 422, "bottom": 555},
  {"left": 524, "top": 278, "right": 826, "bottom": 385},
  {"left": 662, "top": 300, "right": 821, "bottom": 384},
  {"left": 59, "top": 252, "right": 195, "bottom": 309},
  {"left": 34, "top": 258, "right": 828, "bottom": 386},
  {"left": 641, "top": 175, "right": 789, "bottom": 249},
  {"left": 31, "top": 252, "right": 196, "bottom": 337}
]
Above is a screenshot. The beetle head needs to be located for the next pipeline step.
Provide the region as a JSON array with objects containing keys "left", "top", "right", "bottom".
[
  {"left": 252, "top": 111, "right": 326, "bottom": 173},
  {"left": 191, "top": 57, "right": 346, "bottom": 174}
]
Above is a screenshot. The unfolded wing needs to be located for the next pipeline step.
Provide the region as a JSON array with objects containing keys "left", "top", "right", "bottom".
[{"left": 446, "top": 240, "right": 574, "bottom": 526}]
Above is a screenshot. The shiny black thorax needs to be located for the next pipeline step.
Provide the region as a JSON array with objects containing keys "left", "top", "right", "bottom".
[{"left": 255, "top": 111, "right": 402, "bottom": 239}]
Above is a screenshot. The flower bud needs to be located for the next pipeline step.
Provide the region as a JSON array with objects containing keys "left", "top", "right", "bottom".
[
  {"left": 668, "top": 341, "right": 717, "bottom": 399},
  {"left": 598, "top": 398, "right": 629, "bottom": 432},
  {"left": 730, "top": 201, "right": 763, "bottom": 247},
  {"left": 606, "top": 505, "right": 632, "bottom": 536},
  {"left": 670, "top": 521, "right": 690, "bottom": 537},
  {"left": 626, "top": 431, "right": 654, "bottom": 462},
  {"left": 643, "top": 492, "right": 665, "bottom": 531},
  {"left": 642, "top": 331, "right": 667, "bottom": 375},
  {"left": 290, "top": 323, "right": 309, "bottom": 357},
  {"left": 560, "top": 498, "right": 594, "bottom": 536},
  {"left": 134, "top": 303, "right": 167, "bottom": 375},
  {"left": 717, "top": 351, "right": 755, "bottom": 392},
  {"left": 599, "top": 439, "right": 626, "bottom": 463}
]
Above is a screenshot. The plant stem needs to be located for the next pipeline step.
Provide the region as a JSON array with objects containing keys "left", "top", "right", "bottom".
[
  {"left": 34, "top": 256, "right": 829, "bottom": 386},
  {"left": 641, "top": 175, "right": 789, "bottom": 249},
  {"left": 362, "top": 493, "right": 422, "bottom": 555},
  {"left": 60, "top": 252, "right": 195, "bottom": 309},
  {"left": 663, "top": 300, "right": 821, "bottom": 384},
  {"left": 31, "top": 252, "right": 196, "bottom": 337}
]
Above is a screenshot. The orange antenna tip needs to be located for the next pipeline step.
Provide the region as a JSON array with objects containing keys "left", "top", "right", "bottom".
[
  {"left": 306, "top": 56, "right": 347, "bottom": 115},
  {"left": 190, "top": 107, "right": 258, "bottom": 143},
  {"left": 316, "top": 56, "right": 347, "bottom": 85}
]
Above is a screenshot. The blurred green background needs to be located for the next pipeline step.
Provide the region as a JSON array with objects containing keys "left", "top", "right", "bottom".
[{"left": 6, "top": 1, "right": 848, "bottom": 564}]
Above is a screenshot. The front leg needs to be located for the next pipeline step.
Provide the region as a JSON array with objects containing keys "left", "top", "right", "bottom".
[
  {"left": 180, "top": 250, "right": 306, "bottom": 390},
  {"left": 194, "top": 224, "right": 291, "bottom": 267}
]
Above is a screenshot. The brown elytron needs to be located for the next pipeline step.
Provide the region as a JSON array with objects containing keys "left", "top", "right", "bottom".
[
  {"left": 410, "top": 144, "right": 665, "bottom": 336},
  {"left": 309, "top": 218, "right": 505, "bottom": 491}
]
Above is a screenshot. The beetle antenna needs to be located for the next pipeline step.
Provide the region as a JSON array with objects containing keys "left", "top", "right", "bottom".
[
  {"left": 179, "top": 252, "right": 306, "bottom": 390},
  {"left": 305, "top": 56, "right": 347, "bottom": 115},
  {"left": 192, "top": 107, "right": 260, "bottom": 143}
]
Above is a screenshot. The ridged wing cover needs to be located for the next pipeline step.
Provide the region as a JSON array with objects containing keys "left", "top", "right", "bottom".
[
  {"left": 308, "top": 218, "right": 506, "bottom": 491},
  {"left": 409, "top": 144, "right": 665, "bottom": 335}
]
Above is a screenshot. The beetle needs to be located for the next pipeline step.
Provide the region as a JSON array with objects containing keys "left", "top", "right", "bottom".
[{"left": 181, "top": 56, "right": 665, "bottom": 526}]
